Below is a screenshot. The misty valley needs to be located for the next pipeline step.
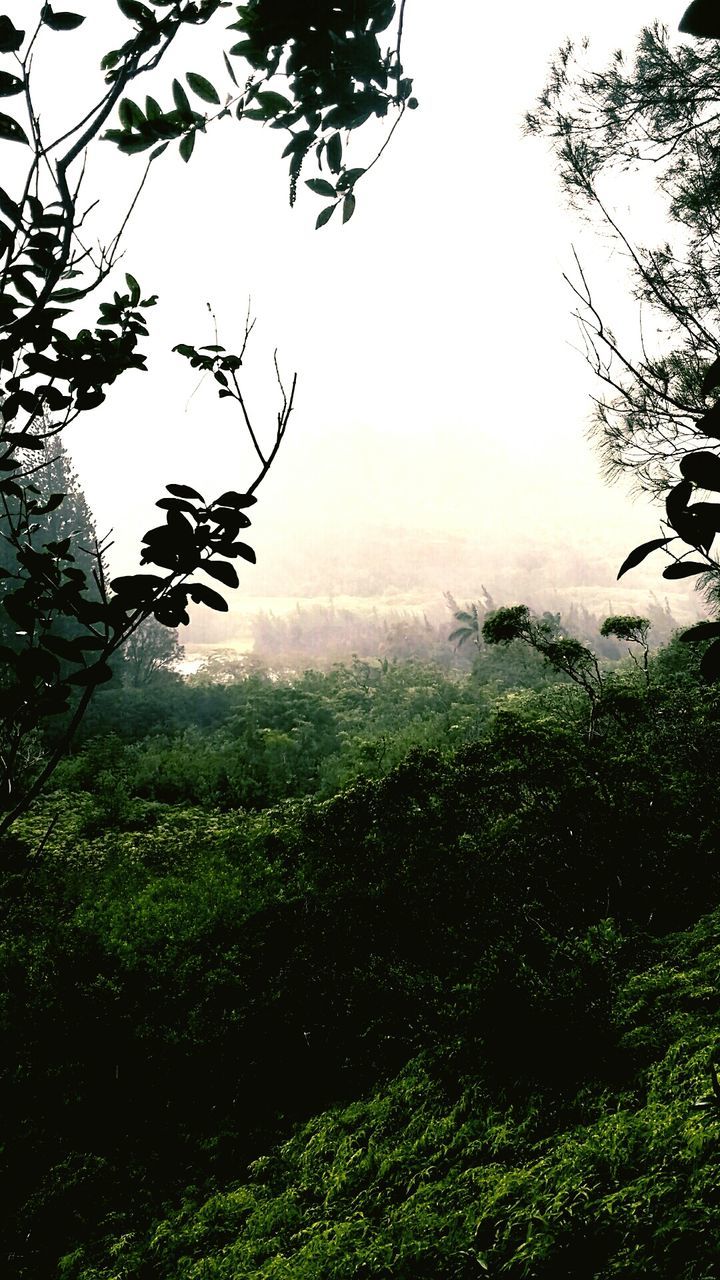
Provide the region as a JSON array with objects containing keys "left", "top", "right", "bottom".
[{"left": 4, "top": 0, "right": 720, "bottom": 1277}]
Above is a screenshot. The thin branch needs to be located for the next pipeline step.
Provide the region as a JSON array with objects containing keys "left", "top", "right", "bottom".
[{"left": 230, "top": 369, "right": 266, "bottom": 465}]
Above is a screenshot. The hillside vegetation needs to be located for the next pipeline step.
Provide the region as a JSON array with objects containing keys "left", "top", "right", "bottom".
[{"left": 3, "top": 625, "right": 720, "bottom": 1276}]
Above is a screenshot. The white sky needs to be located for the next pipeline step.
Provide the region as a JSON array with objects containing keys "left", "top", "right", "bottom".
[{"left": 6, "top": 0, "right": 702, "bottom": 621}]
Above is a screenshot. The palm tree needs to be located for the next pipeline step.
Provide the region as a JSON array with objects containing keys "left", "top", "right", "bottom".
[
  {"left": 446, "top": 586, "right": 494, "bottom": 650},
  {"left": 448, "top": 602, "right": 481, "bottom": 649}
]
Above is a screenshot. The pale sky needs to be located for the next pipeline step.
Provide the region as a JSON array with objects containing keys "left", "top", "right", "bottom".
[{"left": 7, "top": 1, "right": 702, "bottom": 623}]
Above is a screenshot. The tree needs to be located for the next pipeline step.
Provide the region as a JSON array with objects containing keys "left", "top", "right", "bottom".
[
  {"left": 600, "top": 614, "right": 651, "bottom": 685},
  {"left": 0, "top": 429, "right": 106, "bottom": 800},
  {"left": 0, "top": 1, "right": 414, "bottom": 833},
  {"left": 122, "top": 616, "right": 183, "bottom": 686},
  {"left": 482, "top": 606, "right": 658, "bottom": 736},
  {"left": 526, "top": 4, "right": 720, "bottom": 679},
  {"left": 445, "top": 587, "right": 495, "bottom": 650},
  {"left": 0, "top": 430, "right": 99, "bottom": 633},
  {"left": 483, "top": 604, "right": 602, "bottom": 696}
]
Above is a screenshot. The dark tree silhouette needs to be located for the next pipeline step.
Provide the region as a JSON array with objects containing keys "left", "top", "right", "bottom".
[{"left": 527, "top": 2, "right": 720, "bottom": 678}]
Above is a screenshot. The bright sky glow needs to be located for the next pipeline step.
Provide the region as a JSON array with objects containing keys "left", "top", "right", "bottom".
[{"left": 5, "top": 0, "right": 700, "bottom": 626}]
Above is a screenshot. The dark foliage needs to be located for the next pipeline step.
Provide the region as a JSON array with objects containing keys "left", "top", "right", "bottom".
[{"left": 2, "top": 642, "right": 720, "bottom": 1274}]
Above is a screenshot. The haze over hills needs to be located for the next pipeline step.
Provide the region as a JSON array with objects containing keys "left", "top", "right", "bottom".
[{"left": 182, "top": 520, "right": 704, "bottom": 651}]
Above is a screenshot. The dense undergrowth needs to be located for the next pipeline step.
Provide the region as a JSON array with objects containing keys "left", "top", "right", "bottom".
[{"left": 3, "top": 635, "right": 720, "bottom": 1277}]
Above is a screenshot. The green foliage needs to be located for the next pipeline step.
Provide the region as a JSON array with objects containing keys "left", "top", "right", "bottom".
[
  {"left": 483, "top": 606, "right": 605, "bottom": 722},
  {"left": 4, "top": 640, "right": 720, "bottom": 1273},
  {"left": 50, "top": 659, "right": 490, "bottom": 812},
  {"left": 59, "top": 908, "right": 720, "bottom": 1280},
  {"left": 600, "top": 614, "right": 650, "bottom": 645},
  {"left": 481, "top": 603, "right": 534, "bottom": 646},
  {"left": 601, "top": 615, "right": 652, "bottom": 685}
]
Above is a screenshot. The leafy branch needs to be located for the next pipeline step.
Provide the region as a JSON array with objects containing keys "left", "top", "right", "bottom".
[{"left": 0, "top": 1, "right": 413, "bottom": 830}]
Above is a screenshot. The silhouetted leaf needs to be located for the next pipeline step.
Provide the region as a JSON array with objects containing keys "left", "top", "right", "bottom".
[
  {"left": 701, "top": 638, "right": 720, "bottom": 681},
  {"left": 8, "top": 432, "right": 44, "bottom": 450},
  {"left": 117, "top": 0, "right": 152, "bottom": 23},
  {"left": 223, "top": 51, "right": 238, "bottom": 87},
  {"left": 40, "top": 6, "right": 85, "bottom": 30},
  {"left": 32, "top": 493, "right": 65, "bottom": 515},
  {"left": 187, "top": 583, "right": 228, "bottom": 611},
  {"left": 0, "top": 16, "right": 24, "bottom": 52},
  {"left": 680, "top": 0, "right": 720, "bottom": 37},
  {"left": 327, "top": 132, "right": 342, "bottom": 172},
  {"left": 110, "top": 133, "right": 154, "bottom": 155},
  {"left": 228, "top": 38, "right": 261, "bottom": 62},
  {"left": 16, "top": 648, "right": 59, "bottom": 679},
  {"left": 179, "top": 130, "right": 195, "bottom": 162},
  {"left": 337, "top": 167, "right": 366, "bottom": 190},
  {"left": 679, "top": 620, "right": 720, "bottom": 643},
  {"left": 306, "top": 178, "right": 336, "bottom": 197},
  {"left": 255, "top": 90, "right": 292, "bottom": 113},
  {"left": 172, "top": 78, "right": 192, "bottom": 119},
  {"left": 215, "top": 490, "right": 256, "bottom": 508},
  {"left": 342, "top": 192, "right": 356, "bottom": 223},
  {"left": 282, "top": 129, "right": 314, "bottom": 159},
  {"left": 672, "top": 508, "right": 716, "bottom": 552},
  {"left": 44, "top": 537, "right": 72, "bottom": 556},
  {"left": 316, "top": 203, "right": 336, "bottom": 229},
  {"left": 0, "top": 71, "right": 22, "bottom": 97},
  {"left": 662, "top": 560, "right": 708, "bottom": 578},
  {"left": 687, "top": 501, "right": 720, "bottom": 530},
  {"left": 696, "top": 401, "right": 720, "bottom": 438},
  {"left": 119, "top": 97, "right": 144, "bottom": 130},
  {"left": 186, "top": 72, "right": 220, "bottom": 105},
  {"left": 666, "top": 478, "right": 693, "bottom": 525},
  {"left": 125, "top": 272, "right": 140, "bottom": 305},
  {"left": 101, "top": 48, "right": 121, "bottom": 71},
  {"left": 0, "top": 185, "right": 20, "bottom": 223},
  {"left": 155, "top": 497, "right": 198, "bottom": 515},
  {"left": 166, "top": 483, "right": 204, "bottom": 500},
  {"left": 40, "top": 634, "right": 88, "bottom": 661},
  {"left": 110, "top": 573, "right": 164, "bottom": 601},
  {"left": 0, "top": 112, "right": 28, "bottom": 145},
  {"left": 203, "top": 560, "right": 239, "bottom": 588},
  {"left": 154, "top": 603, "right": 190, "bottom": 626},
  {"left": 224, "top": 540, "right": 255, "bottom": 563},
  {"left": 617, "top": 536, "right": 673, "bottom": 579},
  {"left": 680, "top": 451, "right": 720, "bottom": 490},
  {"left": 66, "top": 661, "right": 114, "bottom": 686}
]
